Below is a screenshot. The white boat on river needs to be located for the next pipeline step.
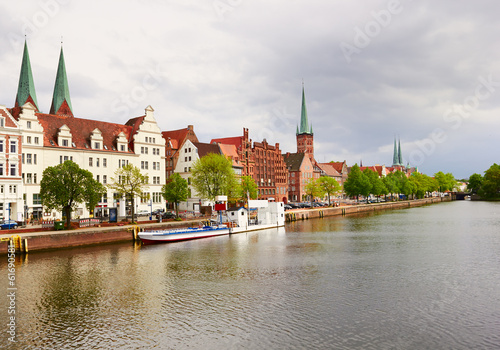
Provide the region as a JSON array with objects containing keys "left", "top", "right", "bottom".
[{"left": 138, "top": 201, "right": 285, "bottom": 244}]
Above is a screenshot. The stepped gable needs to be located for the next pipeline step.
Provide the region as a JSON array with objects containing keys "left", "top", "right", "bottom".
[
  {"left": 37, "top": 112, "right": 133, "bottom": 151},
  {"left": 125, "top": 115, "right": 145, "bottom": 151}
]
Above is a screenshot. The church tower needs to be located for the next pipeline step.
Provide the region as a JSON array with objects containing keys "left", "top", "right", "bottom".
[
  {"left": 50, "top": 46, "right": 73, "bottom": 116},
  {"left": 296, "top": 84, "right": 314, "bottom": 159},
  {"left": 392, "top": 137, "right": 403, "bottom": 167},
  {"left": 15, "top": 40, "right": 39, "bottom": 111}
]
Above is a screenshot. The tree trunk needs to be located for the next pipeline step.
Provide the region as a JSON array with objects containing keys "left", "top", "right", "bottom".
[{"left": 65, "top": 206, "right": 72, "bottom": 229}]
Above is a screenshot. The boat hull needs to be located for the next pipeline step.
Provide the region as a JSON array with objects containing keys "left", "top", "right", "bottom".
[{"left": 139, "top": 226, "right": 230, "bottom": 245}]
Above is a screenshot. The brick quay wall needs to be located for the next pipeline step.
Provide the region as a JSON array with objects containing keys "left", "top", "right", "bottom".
[
  {"left": 286, "top": 196, "right": 452, "bottom": 222},
  {"left": 2, "top": 197, "right": 451, "bottom": 254}
]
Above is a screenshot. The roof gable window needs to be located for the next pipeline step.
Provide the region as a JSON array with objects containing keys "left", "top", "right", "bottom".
[
  {"left": 57, "top": 124, "right": 72, "bottom": 147},
  {"left": 90, "top": 128, "right": 103, "bottom": 150}
]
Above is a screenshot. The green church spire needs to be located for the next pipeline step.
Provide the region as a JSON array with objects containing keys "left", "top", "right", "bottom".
[
  {"left": 298, "top": 84, "right": 312, "bottom": 135},
  {"left": 15, "top": 40, "right": 39, "bottom": 110},
  {"left": 50, "top": 46, "right": 73, "bottom": 116},
  {"left": 392, "top": 137, "right": 400, "bottom": 166},
  {"left": 398, "top": 138, "right": 403, "bottom": 165}
]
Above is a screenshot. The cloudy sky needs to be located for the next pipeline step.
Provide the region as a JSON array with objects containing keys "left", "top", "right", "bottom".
[{"left": 1, "top": 0, "right": 499, "bottom": 179}]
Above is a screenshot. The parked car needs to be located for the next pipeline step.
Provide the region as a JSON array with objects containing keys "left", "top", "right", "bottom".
[
  {"left": 161, "top": 211, "right": 176, "bottom": 219},
  {"left": 136, "top": 210, "right": 150, "bottom": 216},
  {"left": 0, "top": 220, "right": 18, "bottom": 229},
  {"left": 284, "top": 204, "right": 293, "bottom": 211}
]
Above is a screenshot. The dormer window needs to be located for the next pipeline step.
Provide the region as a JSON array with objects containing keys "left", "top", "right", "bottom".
[
  {"left": 94, "top": 142, "right": 100, "bottom": 149},
  {"left": 62, "top": 139, "right": 69, "bottom": 147}
]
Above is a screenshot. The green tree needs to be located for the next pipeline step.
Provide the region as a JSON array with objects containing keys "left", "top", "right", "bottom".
[
  {"left": 479, "top": 164, "right": 500, "bottom": 200},
  {"left": 240, "top": 175, "right": 258, "bottom": 204},
  {"left": 161, "top": 173, "right": 188, "bottom": 218},
  {"left": 382, "top": 174, "right": 399, "bottom": 201},
  {"left": 363, "top": 169, "right": 387, "bottom": 202},
  {"left": 107, "top": 164, "right": 148, "bottom": 223},
  {"left": 434, "top": 171, "right": 457, "bottom": 193},
  {"left": 40, "top": 160, "right": 105, "bottom": 229},
  {"left": 318, "top": 176, "right": 341, "bottom": 206},
  {"left": 304, "top": 178, "right": 325, "bottom": 206},
  {"left": 467, "top": 173, "right": 483, "bottom": 194},
  {"left": 344, "top": 164, "right": 371, "bottom": 202},
  {"left": 191, "top": 153, "right": 235, "bottom": 201}
]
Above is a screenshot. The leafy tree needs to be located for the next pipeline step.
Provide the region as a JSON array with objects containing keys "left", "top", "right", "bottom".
[
  {"left": 318, "top": 176, "right": 341, "bottom": 206},
  {"left": 226, "top": 174, "right": 242, "bottom": 206},
  {"left": 40, "top": 160, "right": 105, "bottom": 229},
  {"left": 434, "top": 171, "right": 457, "bottom": 193},
  {"left": 344, "top": 164, "right": 371, "bottom": 202},
  {"left": 363, "top": 169, "right": 387, "bottom": 202},
  {"left": 304, "top": 178, "right": 325, "bottom": 206},
  {"left": 479, "top": 164, "right": 500, "bottom": 200},
  {"left": 161, "top": 173, "right": 188, "bottom": 218},
  {"left": 467, "top": 173, "right": 483, "bottom": 194},
  {"left": 382, "top": 174, "right": 399, "bottom": 201},
  {"left": 107, "top": 164, "right": 148, "bottom": 223},
  {"left": 409, "top": 172, "right": 437, "bottom": 199},
  {"left": 240, "top": 175, "right": 258, "bottom": 204},
  {"left": 191, "top": 153, "right": 235, "bottom": 201}
]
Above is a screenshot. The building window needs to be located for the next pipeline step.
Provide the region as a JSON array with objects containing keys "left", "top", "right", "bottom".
[
  {"left": 120, "top": 145, "right": 125, "bottom": 152},
  {"left": 27, "top": 154, "right": 32, "bottom": 164},
  {"left": 33, "top": 193, "right": 42, "bottom": 205},
  {"left": 103, "top": 175, "right": 107, "bottom": 184},
  {"left": 26, "top": 173, "right": 32, "bottom": 184},
  {"left": 10, "top": 140, "right": 17, "bottom": 153},
  {"left": 89, "top": 157, "right": 93, "bottom": 167},
  {"left": 103, "top": 158, "right": 107, "bottom": 167},
  {"left": 0, "top": 140, "right": 3, "bottom": 152},
  {"left": 27, "top": 136, "right": 32, "bottom": 144},
  {"left": 96, "top": 158, "right": 100, "bottom": 167},
  {"left": 94, "top": 142, "right": 100, "bottom": 149},
  {"left": 10, "top": 164, "right": 16, "bottom": 176},
  {"left": 62, "top": 139, "right": 69, "bottom": 147},
  {"left": 35, "top": 137, "right": 39, "bottom": 144}
]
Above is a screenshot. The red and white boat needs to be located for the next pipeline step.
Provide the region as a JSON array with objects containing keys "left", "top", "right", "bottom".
[{"left": 138, "top": 224, "right": 230, "bottom": 245}]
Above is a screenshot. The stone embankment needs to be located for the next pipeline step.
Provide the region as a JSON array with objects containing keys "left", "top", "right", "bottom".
[
  {"left": 2, "top": 196, "right": 451, "bottom": 254},
  {"left": 286, "top": 196, "right": 451, "bottom": 222}
]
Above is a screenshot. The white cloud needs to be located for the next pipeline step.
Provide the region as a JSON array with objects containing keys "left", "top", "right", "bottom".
[{"left": 1, "top": 0, "right": 499, "bottom": 179}]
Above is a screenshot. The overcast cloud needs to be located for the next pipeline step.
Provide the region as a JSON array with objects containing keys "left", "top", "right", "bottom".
[{"left": 1, "top": 0, "right": 499, "bottom": 178}]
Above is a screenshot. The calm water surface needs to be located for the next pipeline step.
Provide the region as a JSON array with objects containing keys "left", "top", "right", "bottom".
[{"left": 1, "top": 201, "right": 500, "bottom": 349}]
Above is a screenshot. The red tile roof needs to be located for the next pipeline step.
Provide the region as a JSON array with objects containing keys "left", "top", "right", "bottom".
[
  {"left": 210, "top": 136, "right": 242, "bottom": 149},
  {"left": 317, "top": 163, "right": 341, "bottom": 177},
  {"left": 36, "top": 112, "right": 134, "bottom": 152}
]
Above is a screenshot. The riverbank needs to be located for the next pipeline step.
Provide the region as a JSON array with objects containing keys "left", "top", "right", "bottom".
[
  {"left": 1, "top": 196, "right": 451, "bottom": 254},
  {"left": 285, "top": 196, "right": 451, "bottom": 222}
]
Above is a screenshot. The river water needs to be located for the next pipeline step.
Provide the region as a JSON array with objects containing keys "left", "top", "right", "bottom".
[{"left": 1, "top": 201, "right": 500, "bottom": 349}]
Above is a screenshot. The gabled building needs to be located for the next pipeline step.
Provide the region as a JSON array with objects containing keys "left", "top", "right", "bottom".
[
  {"left": 211, "top": 127, "right": 253, "bottom": 177},
  {"left": 6, "top": 42, "right": 166, "bottom": 221},
  {"left": 0, "top": 105, "right": 23, "bottom": 221},
  {"left": 162, "top": 125, "right": 198, "bottom": 179},
  {"left": 252, "top": 139, "right": 287, "bottom": 202},
  {"left": 174, "top": 140, "right": 221, "bottom": 212}
]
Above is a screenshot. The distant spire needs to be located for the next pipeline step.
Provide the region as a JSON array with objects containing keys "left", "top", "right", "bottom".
[
  {"left": 15, "top": 40, "right": 39, "bottom": 110},
  {"left": 298, "top": 84, "right": 312, "bottom": 134},
  {"left": 398, "top": 138, "right": 403, "bottom": 166},
  {"left": 392, "top": 137, "right": 399, "bottom": 166},
  {"left": 50, "top": 45, "right": 73, "bottom": 116}
]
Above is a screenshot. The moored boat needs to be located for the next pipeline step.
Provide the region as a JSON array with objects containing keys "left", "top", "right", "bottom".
[
  {"left": 138, "top": 224, "right": 230, "bottom": 245},
  {"left": 138, "top": 201, "right": 285, "bottom": 245}
]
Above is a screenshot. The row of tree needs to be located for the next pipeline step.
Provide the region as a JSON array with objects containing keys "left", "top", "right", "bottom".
[
  {"left": 39, "top": 154, "right": 259, "bottom": 228},
  {"left": 467, "top": 163, "right": 500, "bottom": 200},
  {"left": 342, "top": 165, "right": 456, "bottom": 202}
]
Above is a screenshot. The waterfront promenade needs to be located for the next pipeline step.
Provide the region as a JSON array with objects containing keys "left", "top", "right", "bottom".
[{"left": 1, "top": 196, "right": 451, "bottom": 254}]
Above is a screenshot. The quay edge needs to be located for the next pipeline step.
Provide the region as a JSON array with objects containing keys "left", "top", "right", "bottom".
[{"left": 285, "top": 196, "right": 452, "bottom": 222}]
